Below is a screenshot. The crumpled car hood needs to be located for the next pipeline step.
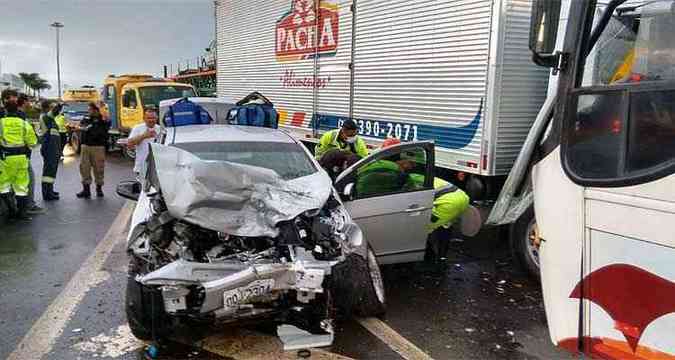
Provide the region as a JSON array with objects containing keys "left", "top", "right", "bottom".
[{"left": 147, "top": 143, "right": 332, "bottom": 238}]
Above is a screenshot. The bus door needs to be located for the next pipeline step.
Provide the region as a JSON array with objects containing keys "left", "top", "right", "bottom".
[{"left": 529, "top": 1, "right": 675, "bottom": 358}]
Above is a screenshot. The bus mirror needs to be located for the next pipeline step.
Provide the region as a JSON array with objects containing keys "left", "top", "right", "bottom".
[{"left": 529, "top": 0, "right": 561, "bottom": 66}]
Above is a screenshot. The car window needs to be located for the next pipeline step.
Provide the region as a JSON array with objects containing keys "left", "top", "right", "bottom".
[
  {"left": 354, "top": 147, "right": 429, "bottom": 199},
  {"left": 173, "top": 141, "right": 317, "bottom": 180}
]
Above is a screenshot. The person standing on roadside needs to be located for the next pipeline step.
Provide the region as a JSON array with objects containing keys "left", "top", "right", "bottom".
[
  {"left": 0, "top": 89, "right": 38, "bottom": 220},
  {"left": 127, "top": 108, "right": 160, "bottom": 180},
  {"left": 76, "top": 102, "right": 109, "bottom": 198},
  {"left": 39, "top": 101, "right": 62, "bottom": 201},
  {"left": 19, "top": 95, "right": 45, "bottom": 214},
  {"left": 54, "top": 107, "right": 68, "bottom": 156}
]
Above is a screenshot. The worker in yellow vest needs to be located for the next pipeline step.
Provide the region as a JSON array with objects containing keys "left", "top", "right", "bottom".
[
  {"left": 0, "top": 89, "right": 38, "bottom": 220},
  {"left": 54, "top": 109, "right": 68, "bottom": 155},
  {"left": 315, "top": 119, "right": 368, "bottom": 160}
]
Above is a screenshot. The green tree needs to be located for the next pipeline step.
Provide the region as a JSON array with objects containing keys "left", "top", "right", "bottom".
[{"left": 34, "top": 79, "right": 51, "bottom": 98}]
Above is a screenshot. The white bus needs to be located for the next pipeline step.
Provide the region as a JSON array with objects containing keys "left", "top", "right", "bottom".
[{"left": 500, "top": 0, "right": 675, "bottom": 357}]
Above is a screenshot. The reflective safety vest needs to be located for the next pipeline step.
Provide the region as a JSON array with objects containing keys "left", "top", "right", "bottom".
[
  {"left": 55, "top": 114, "right": 68, "bottom": 133},
  {"left": 315, "top": 129, "right": 369, "bottom": 159},
  {"left": 40, "top": 114, "right": 60, "bottom": 136},
  {"left": 0, "top": 116, "right": 38, "bottom": 155}
]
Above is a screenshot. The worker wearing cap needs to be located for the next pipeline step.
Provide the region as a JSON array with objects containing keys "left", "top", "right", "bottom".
[
  {"left": 0, "top": 89, "right": 38, "bottom": 220},
  {"left": 315, "top": 119, "right": 368, "bottom": 160}
]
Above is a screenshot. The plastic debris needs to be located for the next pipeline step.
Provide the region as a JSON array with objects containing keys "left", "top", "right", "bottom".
[
  {"left": 277, "top": 324, "right": 334, "bottom": 351},
  {"left": 497, "top": 280, "right": 507, "bottom": 285},
  {"left": 464, "top": 328, "right": 476, "bottom": 333},
  {"left": 495, "top": 344, "right": 502, "bottom": 350},
  {"left": 72, "top": 328, "right": 82, "bottom": 333},
  {"left": 145, "top": 344, "right": 159, "bottom": 359},
  {"left": 507, "top": 331, "right": 515, "bottom": 337}
]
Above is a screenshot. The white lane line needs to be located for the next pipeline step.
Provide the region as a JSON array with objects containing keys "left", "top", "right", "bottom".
[
  {"left": 7, "top": 201, "right": 135, "bottom": 360},
  {"left": 357, "top": 317, "right": 434, "bottom": 360}
]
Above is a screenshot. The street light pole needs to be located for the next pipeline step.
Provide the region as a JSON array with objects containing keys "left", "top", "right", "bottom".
[{"left": 50, "top": 22, "right": 64, "bottom": 99}]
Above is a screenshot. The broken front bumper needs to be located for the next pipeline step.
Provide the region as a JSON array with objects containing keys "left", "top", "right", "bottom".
[{"left": 138, "top": 249, "right": 338, "bottom": 317}]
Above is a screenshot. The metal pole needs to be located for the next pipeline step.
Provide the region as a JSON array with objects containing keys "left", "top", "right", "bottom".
[{"left": 51, "top": 22, "right": 64, "bottom": 99}]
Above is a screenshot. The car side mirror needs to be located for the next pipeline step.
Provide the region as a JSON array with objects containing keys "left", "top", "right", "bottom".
[
  {"left": 529, "top": 0, "right": 561, "bottom": 68},
  {"left": 116, "top": 180, "right": 141, "bottom": 201},
  {"left": 342, "top": 182, "right": 355, "bottom": 201}
]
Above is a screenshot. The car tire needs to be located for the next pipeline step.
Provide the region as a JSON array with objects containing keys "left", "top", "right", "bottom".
[
  {"left": 509, "top": 206, "right": 541, "bottom": 279},
  {"left": 332, "top": 246, "right": 386, "bottom": 317},
  {"left": 126, "top": 260, "right": 170, "bottom": 341}
]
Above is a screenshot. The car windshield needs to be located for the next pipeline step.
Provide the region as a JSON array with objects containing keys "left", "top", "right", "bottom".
[
  {"left": 173, "top": 141, "right": 318, "bottom": 180},
  {"left": 63, "top": 102, "right": 89, "bottom": 113},
  {"left": 139, "top": 86, "right": 196, "bottom": 108}
]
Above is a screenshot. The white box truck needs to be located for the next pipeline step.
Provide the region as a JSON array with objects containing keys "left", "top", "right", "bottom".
[{"left": 215, "top": 0, "right": 550, "bottom": 198}]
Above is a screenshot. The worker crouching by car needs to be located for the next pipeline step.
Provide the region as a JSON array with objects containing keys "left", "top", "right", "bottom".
[
  {"left": 381, "top": 138, "right": 470, "bottom": 263},
  {"left": 76, "top": 103, "right": 110, "bottom": 198}
]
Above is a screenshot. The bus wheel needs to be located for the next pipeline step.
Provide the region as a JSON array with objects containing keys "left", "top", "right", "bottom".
[{"left": 510, "top": 206, "right": 540, "bottom": 279}]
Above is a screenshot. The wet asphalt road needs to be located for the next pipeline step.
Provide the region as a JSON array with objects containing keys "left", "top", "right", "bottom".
[{"left": 0, "top": 146, "right": 572, "bottom": 360}]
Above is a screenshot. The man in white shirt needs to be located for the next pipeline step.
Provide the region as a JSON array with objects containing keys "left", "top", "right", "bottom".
[{"left": 127, "top": 108, "right": 160, "bottom": 179}]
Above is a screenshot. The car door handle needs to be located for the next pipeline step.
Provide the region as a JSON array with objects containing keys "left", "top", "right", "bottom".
[{"left": 405, "top": 205, "right": 429, "bottom": 213}]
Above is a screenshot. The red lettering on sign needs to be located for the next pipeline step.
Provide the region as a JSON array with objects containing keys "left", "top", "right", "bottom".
[{"left": 276, "top": 0, "right": 339, "bottom": 60}]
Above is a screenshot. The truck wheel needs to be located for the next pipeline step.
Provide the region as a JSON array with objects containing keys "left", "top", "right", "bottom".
[
  {"left": 510, "top": 206, "right": 541, "bottom": 279},
  {"left": 126, "top": 260, "right": 170, "bottom": 341},
  {"left": 332, "top": 246, "right": 386, "bottom": 317}
]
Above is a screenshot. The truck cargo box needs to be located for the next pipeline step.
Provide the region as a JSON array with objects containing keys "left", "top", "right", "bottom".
[{"left": 216, "top": 0, "right": 549, "bottom": 176}]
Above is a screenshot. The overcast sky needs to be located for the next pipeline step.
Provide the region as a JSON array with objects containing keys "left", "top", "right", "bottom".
[{"left": 0, "top": 0, "right": 213, "bottom": 97}]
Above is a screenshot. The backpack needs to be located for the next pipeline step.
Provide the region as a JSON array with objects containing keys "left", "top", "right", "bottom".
[
  {"left": 226, "top": 92, "right": 278, "bottom": 129},
  {"left": 163, "top": 98, "right": 212, "bottom": 127}
]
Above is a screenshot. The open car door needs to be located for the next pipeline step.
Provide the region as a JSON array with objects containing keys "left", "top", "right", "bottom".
[{"left": 335, "top": 141, "right": 435, "bottom": 264}]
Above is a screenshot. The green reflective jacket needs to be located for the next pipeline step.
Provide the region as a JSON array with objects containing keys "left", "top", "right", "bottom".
[
  {"left": 315, "top": 129, "right": 368, "bottom": 159},
  {"left": 0, "top": 116, "right": 38, "bottom": 149}
]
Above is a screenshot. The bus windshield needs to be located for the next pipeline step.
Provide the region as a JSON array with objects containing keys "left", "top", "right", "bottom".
[
  {"left": 584, "top": 0, "right": 675, "bottom": 86},
  {"left": 138, "top": 86, "right": 196, "bottom": 109}
]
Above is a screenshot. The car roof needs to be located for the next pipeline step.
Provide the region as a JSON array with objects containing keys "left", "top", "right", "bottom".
[{"left": 165, "top": 124, "right": 297, "bottom": 144}]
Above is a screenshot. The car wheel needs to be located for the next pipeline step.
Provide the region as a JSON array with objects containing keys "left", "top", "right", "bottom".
[
  {"left": 126, "top": 259, "right": 170, "bottom": 341},
  {"left": 510, "top": 206, "right": 541, "bottom": 279},
  {"left": 332, "top": 246, "right": 386, "bottom": 317}
]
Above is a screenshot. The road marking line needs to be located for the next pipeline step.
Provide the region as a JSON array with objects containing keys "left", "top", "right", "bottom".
[
  {"left": 357, "top": 317, "right": 433, "bottom": 360},
  {"left": 7, "top": 201, "right": 135, "bottom": 360}
]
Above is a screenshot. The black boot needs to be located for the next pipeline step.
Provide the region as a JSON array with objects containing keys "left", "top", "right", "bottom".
[
  {"left": 76, "top": 183, "right": 91, "bottom": 199},
  {"left": 96, "top": 185, "right": 104, "bottom": 198},
  {"left": 15, "top": 196, "right": 32, "bottom": 221},
  {"left": 1, "top": 193, "right": 17, "bottom": 219},
  {"left": 42, "top": 183, "right": 60, "bottom": 201}
]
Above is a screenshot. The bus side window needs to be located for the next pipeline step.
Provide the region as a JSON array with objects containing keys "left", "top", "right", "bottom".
[{"left": 627, "top": 90, "right": 675, "bottom": 172}]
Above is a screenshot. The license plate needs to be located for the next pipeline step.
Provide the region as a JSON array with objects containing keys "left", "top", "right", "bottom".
[{"left": 223, "top": 279, "right": 275, "bottom": 310}]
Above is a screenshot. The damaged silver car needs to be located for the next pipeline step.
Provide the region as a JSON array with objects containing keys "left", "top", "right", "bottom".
[{"left": 116, "top": 125, "right": 386, "bottom": 341}]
